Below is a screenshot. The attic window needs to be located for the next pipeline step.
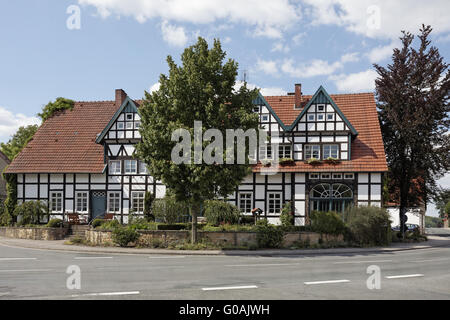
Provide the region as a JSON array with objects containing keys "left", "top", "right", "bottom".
[
  {"left": 317, "top": 105, "right": 325, "bottom": 112},
  {"left": 126, "top": 113, "right": 133, "bottom": 120}
]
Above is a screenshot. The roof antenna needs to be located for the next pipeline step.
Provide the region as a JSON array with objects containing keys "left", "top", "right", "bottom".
[{"left": 241, "top": 69, "right": 249, "bottom": 83}]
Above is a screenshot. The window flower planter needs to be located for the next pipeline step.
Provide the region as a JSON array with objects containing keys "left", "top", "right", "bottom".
[
  {"left": 306, "top": 158, "right": 321, "bottom": 166},
  {"left": 279, "top": 158, "right": 295, "bottom": 166},
  {"left": 324, "top": 157, "right": 340, "bottom": 165}
]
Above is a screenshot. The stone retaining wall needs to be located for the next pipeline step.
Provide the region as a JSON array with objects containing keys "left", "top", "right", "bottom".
[
  {"left": 86, "top": 229, "right": 343, "bottom": 247},
  {"left": 0, "top": 227, "right": 69, "bottom": 240}
]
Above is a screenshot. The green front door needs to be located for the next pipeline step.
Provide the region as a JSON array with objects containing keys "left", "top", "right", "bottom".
[{"left": 91, "top": 191, "right": 106, "bottom": 220}]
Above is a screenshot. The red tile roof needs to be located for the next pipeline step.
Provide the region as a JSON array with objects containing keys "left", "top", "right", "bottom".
[{"left": 6, "top": 91, "right": 387, "bottom": 174}]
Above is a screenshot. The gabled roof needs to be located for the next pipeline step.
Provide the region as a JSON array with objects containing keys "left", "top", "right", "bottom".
[
  {"left": 0, "top": 150, "right": 10, "bottom": 164},
  {"left": 95, "top": 97, "right": 139, "bottom": 143},
  {"left": 253, "top": 92, "right": 290, "bottom": 131}
]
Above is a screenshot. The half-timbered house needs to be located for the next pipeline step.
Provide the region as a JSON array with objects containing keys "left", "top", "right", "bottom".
[{"left": 5, "top": 84, "right": 387, "bottom": 225}]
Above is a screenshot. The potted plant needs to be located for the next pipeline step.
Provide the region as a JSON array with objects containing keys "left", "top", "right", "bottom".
[
  {"left": 306, "top": 158, "right": 321, "bottom": 166},
  {"left": 279, "top": 158, "right": 295, "bottom": 166},
  {"left": 260, "top": 159, "right": 272, "bottom": 167},
  {"left": 324, "top": 157, "right": 340, "bottom": 165}
]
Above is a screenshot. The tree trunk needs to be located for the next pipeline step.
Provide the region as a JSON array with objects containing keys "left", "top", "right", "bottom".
[{"left": 190, "top": 203, "right": 199, "bottom": 244}]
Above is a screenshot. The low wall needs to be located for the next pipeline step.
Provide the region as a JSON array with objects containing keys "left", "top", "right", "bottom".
[
  {"left": 0, "top": 227, "right": 69, "bottom": 240},
  {"left": 86, "top": 229, "right": 343, "bottom": 247}
]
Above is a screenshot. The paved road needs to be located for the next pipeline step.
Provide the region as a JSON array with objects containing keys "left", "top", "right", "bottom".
[{"left": 0, "top": 241, "right": 449, "bottom": 300}]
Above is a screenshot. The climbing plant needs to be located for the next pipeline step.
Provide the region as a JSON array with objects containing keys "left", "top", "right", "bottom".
[{"left": 38, "top": 97, "right": 75, "bottom": 122}]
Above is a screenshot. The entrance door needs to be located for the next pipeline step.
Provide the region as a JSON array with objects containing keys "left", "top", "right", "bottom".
[{"left": 91, "top": 191, "right": 106, "bottom": 220}]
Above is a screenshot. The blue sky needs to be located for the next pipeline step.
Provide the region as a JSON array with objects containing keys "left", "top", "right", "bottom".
[{"left": 0, "top": 0, "right": 448, "bottom": 215}]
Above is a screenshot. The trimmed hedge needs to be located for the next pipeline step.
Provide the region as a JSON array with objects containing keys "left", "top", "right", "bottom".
[{"left": 310, "top": 211, "right": 346, "bottom": 235}]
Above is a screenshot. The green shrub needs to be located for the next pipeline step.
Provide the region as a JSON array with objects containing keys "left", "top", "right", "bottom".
[
  {"left": 144, "top": 192, "right": 155, "bottom": 221},
  {"left": 239, "top": 215, "right": 255, "bottom": 225},
  {"left": 128, "top": 217, "right": 157, "bottom": 230},
  {"left": 13, "top": 201, "right": 48, "bottom": 226},
  {"left": 256, "top": 219, "right": 284, "bottom": 248},
  {"left": 152, "top": 196, "right": 186, "bottom": 224},
  {"left": 47, "top": 218, "right": 63, "bottom": 228},
  {"left": 100, "top": 219, "right": 121, "bottom": 230},
  {"left": 345, "top": 206, "right": 392, "bottom": 246},
  {"left": 204, "top": 200, "right": 240, "bottom": 225},
  {"left": 91, "top": 218, "right": 106, "bottom": 228},
  {"left": 157, "top": 223, "right": 189, "bottom": 231},
  {"left": 280, "top": 202, "right": 294, "bottom": 228},
  {"left": 112, "top": 227, "right": 140, "bottom": 247},
  {"left": 310, "top": 211, "right": 346, "bottom": 235}
]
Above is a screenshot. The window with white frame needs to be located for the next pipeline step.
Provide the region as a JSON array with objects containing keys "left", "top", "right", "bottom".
[
  {"left": 50, "top": 192, "right": 63, "bottom": 213},
  {"left": 321, "top": 173, "right": 331, "bottom": 179},
  {"left": 305, "top": 145, "right": 320, "bottom": 159},
  {"left": 126, "top": 113, "right": 133, "bottom": 121},
  {"left": 323, "top": 145, "right": 339, "bottom": 159},
  {"left": 259, "top": 145, "right": 272, "bottom": 160},
  {"left": 126, "top": 122, "right": 133, "bottom": 129},
  {"left": 139, "top": 161, "right": 148, "bottom": 174},
  {"left": 344, "top": 173, "right": 354, "bottom": 180},
  {"left": 317, "top": 105, "right": 325, "bottom": 112},
  {"left": 239, "top": 192, "right": 253, "bottom": 213},
  {"left": 333, "top": 173, "right": 343, "bottom": 180},
  {"left": 327, "top": 114, "right": 334, "bottom": 121},
  {"left": 317, "top": 114, "right": 325, "bottom": 121},
  {"left": 308, "top": 114, "right": 315, "bottom": 121},
  {"left": 309, "top": 173, "right": 320, "bottom": 179},
  {"left": 278, "top": 145, "right": 291, "bottom": 159},
  {"left": 131, "top": 192, "right": 145, "bottom": 214},
  {"left": 75, "top": 192, "right": 88, "bottom": 213},
  {"left": 117, "top": 122, "right": 124, "bottom": 130},
  {"left": 109, "top": 160, "right": 121, "bottom": 175},
  {"left": 124, "top": 160, "right": 137, "bottom": 174},
  {"left": 134, "top": 121, "right": 141, "bottom": 129},
  {"left": 268, "top": 193, "right": 282, "bottom": 214},
  {"left": 108, "top": 192, "right": 121, "bottom": 213},
  {"left": 261, "top": 115, "right": 269, "bottom": 122},
  {"left": 253, "top": 106, "right": 260, "bottom": 113}
]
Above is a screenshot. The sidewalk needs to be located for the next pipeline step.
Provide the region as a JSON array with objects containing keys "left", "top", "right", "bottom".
[{"left": 0, "top": 235, "right": 449, "bottom": 256}]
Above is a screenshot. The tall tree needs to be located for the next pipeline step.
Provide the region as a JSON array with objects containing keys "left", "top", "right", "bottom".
[
  {"left": 1, "top": 125, "right": 39, "bottom": 160},
  {"left": 433, "top": 188, "right": 450, "bottom": 218},
  {"left": 136, "top": 37, "right": 259, "bottom": 243},
  {"left": 374, "top": 25, "right": 450, "bottom": 234}
]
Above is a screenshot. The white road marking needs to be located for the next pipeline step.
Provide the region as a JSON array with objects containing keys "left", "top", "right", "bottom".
[
  {"left": 0, "top": 258, "right": 37, "bottom": 261},
  {"left": 148, "top": 256, "right": 186, "bottom": 259},
  {"left": 225, "top": 263, "right": 301, "bottom": 267},
  {"left": 333, "top": 260, "right": 392, "bottom": 264},
  {"left": 74, "top": 256, "right": 113, "bottom": 260},
  {"left": 0, "top": 292, "right": 10, "bottom": 296},
  {"left": 410, "top": 258, "right": 449, "bottom": 263},
  {"left": 202, "top": 285, "right": 258, "bottom": 291},
  {"left": 0, "top": 269, "right": 53, "bottom": 273},
  {"left": 304, "top": 279, "right": 351, "bottom": 285},
  {"left": 385, "top": 274, "right": 424, "bottom": 279},
  {"left": 72, "top": 291, "right": 140, "bottom": 297}
]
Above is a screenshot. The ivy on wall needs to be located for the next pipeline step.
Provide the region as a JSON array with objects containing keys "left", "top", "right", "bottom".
[
  {"left": 1, "top": 169, "right": 17, "bottom": 225},
  {"left": 38, "top": 97, "right": 75, "bottom": 122}
]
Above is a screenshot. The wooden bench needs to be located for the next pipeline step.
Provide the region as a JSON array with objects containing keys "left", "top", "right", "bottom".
[{"left": 67, "top": 213, "right": 87, "bottom": 225}]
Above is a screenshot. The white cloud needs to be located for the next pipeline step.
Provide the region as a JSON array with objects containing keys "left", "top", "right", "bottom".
[
  {"left": 149, "top": 82, "right": 161, "bottom": 93},
  {"left": 234, "top": 81, "right": 287, "bottom": 96},
  {"left": 282, "top": 58, "right": 344, "bottom": 78},
  {"left": 0, "top": 106, "right": 40, "bottom": 143},
  {"left": 329, "top": 69, "right": 378, "bottom": 92},
  {"left": 255, "top": 59, "right": 279, "bottom": 76},
  {"left": 302, "top": 0, "right": 450, "bottom": 40},
  {"left": 340, "top": 52, "right": 360, "bottom": 63},
  {"left": 79, "top": 0, "right": 301, "bottom": 39},
  {"left": 161, "top": 21, "right": 188, "bottom": 47},
  {"left": 292, "top": 32, "right": 306, "bottom": 45},
  {"left": 271, "top": 42, "right": 290, "bottom": 53},
  {"left": 367, "top": 40, "right": 400, "bottom": 63}
]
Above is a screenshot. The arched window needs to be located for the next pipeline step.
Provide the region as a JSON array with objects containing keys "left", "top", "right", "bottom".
[{"left": 310, "top": 183, "right": 353, "bottom": 213}]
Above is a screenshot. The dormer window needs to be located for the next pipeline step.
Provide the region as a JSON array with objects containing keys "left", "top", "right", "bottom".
[{"left": 323, "top": 145, "right": 339, "bottom": 159}]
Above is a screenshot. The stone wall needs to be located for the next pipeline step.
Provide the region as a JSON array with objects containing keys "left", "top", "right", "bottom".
[
  {"left": 86, "top": 229, "right": 344, "bottom": 247},
  {"left": 0, "top": 227, "right": 69, "bottom": 240}
]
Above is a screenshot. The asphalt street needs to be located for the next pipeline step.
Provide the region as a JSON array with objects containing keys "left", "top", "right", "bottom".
[{"left": 0, "top": 241, "right": 449, "bottom": 300}]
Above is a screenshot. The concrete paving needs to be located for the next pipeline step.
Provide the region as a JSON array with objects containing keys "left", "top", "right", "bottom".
[{"left": 0, "top": 235, "right": 449, "bottom": 300}]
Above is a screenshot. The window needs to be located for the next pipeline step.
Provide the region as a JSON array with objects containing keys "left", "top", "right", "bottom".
[
  {"left": 305, "top": 145, "right": 320, "bottom": 160},
  {"left": 253, "top": 106, "right": 260, "bottom": 113},
  {"left": 261, "top": 115, "right": 269, "bottom": 122},
  {"left": 317, "top": 105, "right": 325, "bottom": 112},
  {"left": 327, "top": 114, "right": 334, "bottom": 121},
  {"left": 139, "top": 161, "right": 148, "bottom": 174},
  {"left": 109, "top": 160, "right": 121, "bottom": 175},
  {"left": 344, "top": 173, "right": 354, "bottom": 180},
  {"left": 126, "top": 122, "right": 133, "bottom": 129},
  {"left": 126, "top": 113, "right": 133, "bottom": 121},
  {"left": 134, "top": 121, "right": 141, "bottom": 129},
  {"left": 278, "top": 145, "right": 291, "bottom": 159},
  {"left": 309, "top": 173, "right": 319, "bottom": 179},
  {"left": 308, "top": 114, "right": 315, "bottom": 121},
  {"left": 259, "top": 145, "right": 272, "bottom": 160},
  {"left": 268, "top": 193, "right": 282, "bottom": 214},
  {"left": 108, "top": 192, "right": 121, "bottom": 213},
  {"left": 50, "top": 192, "right": 63, "bottom": 213},
  {"left": 117, "top": 122, "right": 124, "bottom": 130},
  {"left": 124, "top": 160, "right": 137, "bottom": 174},
  {"left": 239, "top": 192, "right": 253, "bottom": 213},
  {"left": 131, "top": 192, "right": 145, "bottom": 214},
  {"left": 317, "top": 114, "right": 324, "bottom": 121},
  {"left": 75, "top": 192, "right": 88, "bottom": 213},
  {"left": 321, "top": 173, "right": 331, "bottom": 179},
  {"left": 323, "top": 145, "right": 339, "bottom": 159},
  {"left": 309, "top": 184, "right": 353, "bottom": 214},
  {"left": 333, "top": 173, "right": 343, "bottom": 180}
]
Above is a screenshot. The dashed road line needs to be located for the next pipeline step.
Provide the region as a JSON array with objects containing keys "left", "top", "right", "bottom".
[
  {"left": 385, "top": 274, "right": 424, "bottom": 279},
  {"left": 202, "top": 285, "right": 258, "bottom": 291},
  {"left": 304, "top": 279, "right": 350, "bottom": 285}
]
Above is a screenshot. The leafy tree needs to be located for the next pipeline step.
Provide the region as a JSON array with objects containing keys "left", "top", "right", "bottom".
[
  {"left": 374, "top": 25, "right": 450, "bottom": 234},
  {"left": 143, "top": 191, "right": 155, "bottom": 221},
  {"left": 433, "top": 188, "right": 450, "bottom": 218},
  {"left": 38, "top": 97, "right": 74, "bottom": 122},
  {"left": 0, "top": 125, "right": 39, "bottom": 160},
  {"left": 136, "top": 37, "right": 259, "bottom": 243}
]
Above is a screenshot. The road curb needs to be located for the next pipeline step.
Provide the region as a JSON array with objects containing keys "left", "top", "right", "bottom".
[{"left": 1, "top": 236, "right": 449, "bottom": 256}]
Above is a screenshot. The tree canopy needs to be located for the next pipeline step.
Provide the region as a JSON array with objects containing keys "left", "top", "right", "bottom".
[
  {"left": 38, "top": 97, "right": 74, "bottom": 122},
  {"left": 136, "top": 37, "right": 259, "bottom": 242},
  {"left": 374, "top": 25, "right": 450, "bottom": 232},
  {"left": 0, "top": 125, "right": 39, "bottom": 160}
]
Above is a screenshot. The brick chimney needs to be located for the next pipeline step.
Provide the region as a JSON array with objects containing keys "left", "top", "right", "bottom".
[
  {"left": 294, "top": 83, "right": 302, "bottom": 109},
  {"left": 115, "top": 89, "right": 127, "bottom": 107}
]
